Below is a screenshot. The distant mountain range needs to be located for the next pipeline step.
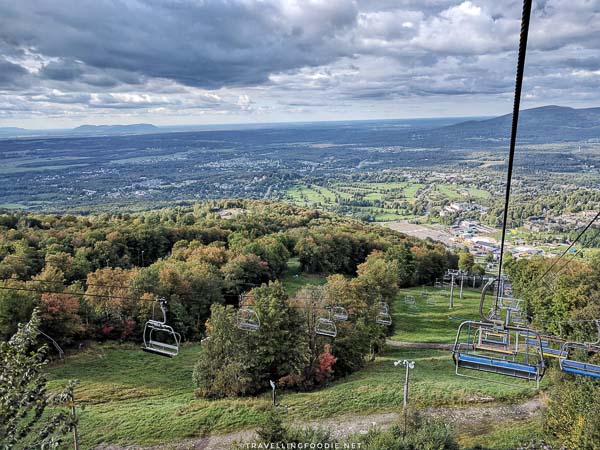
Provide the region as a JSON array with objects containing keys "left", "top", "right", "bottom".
[
  {"left": 410, "top": 105, "right": 600, "bottom": 148},
  {"left": 71, "top": 124, "right": 159, "bottom": 135},
  {"left": 1, "top": 105, "right": 600, "bottom": 146},
  {"left": 0, "top": 123, "right": 159, "bottom": 138}
]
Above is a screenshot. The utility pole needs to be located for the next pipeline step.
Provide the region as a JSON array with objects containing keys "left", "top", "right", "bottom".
[
  {"left": 141, "top": 250, "right": 144, "bottom": 267},
  {"left": 394, "top": 360, "right": 415, "bottom": 435},
  {"left": 459, "top": 271, "right": 464, "bottom": 299}
]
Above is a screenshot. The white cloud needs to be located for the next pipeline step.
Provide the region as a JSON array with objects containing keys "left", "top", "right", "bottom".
[{"left": 0, "top": 0, "right": 599, "bottom": 126}]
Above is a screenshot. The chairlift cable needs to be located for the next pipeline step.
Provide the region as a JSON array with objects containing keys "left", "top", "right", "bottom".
[{"left": 496, "top": 0, "right": 533, "bottom": 306}]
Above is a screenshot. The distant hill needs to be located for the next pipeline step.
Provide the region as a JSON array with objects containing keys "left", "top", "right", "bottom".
[
  {"left": 412, "top": 105, "right": 600, "bottom": 148},
  {"left": 0, "top": 123, "right": 160, "bottom": 138},
  {"left": 71, "top": 123, "right": 159, "bottom": 135},
  {"left": 0, "top": 127, "right": 28, "bottom": 136}
]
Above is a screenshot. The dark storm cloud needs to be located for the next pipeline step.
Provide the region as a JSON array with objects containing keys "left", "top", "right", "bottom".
[
  {"left": 0, "top": 58, "right": 29, "bottom": 89},
  {"left": 0, "top": 0, "right": 599, "bottom": 122},
  {"left": 40, "top": 59, "right": 84, "bottom": 81},
  {"left": 0, "top": 0, "right": 358, "bottom": 89}
]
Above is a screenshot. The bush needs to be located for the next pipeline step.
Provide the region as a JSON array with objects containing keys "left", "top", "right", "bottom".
[
  {"left": 544, "top": 367, "right": 600, "bottom": 450},
  {"left": 254, "top": 411, "right": 335, "bottom": 448},
  {"left": 353, "top": 410, "right": 458, "bottom": 450}
]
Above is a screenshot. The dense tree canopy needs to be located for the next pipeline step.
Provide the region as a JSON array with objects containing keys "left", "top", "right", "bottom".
[{"left": 0, "top": 200, "right": 453, "bottom": 347}]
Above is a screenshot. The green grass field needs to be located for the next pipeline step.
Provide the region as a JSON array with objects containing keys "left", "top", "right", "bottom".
[
  {"left": 48, "top": 343, "right": 536, "bottom": 448},
  {"left": 283, "top": 180, "right": 491, "bottom": 222},
  {"left": 280, "top": 258, "right": 328, "bottom": 293},
  {"left": 392, "top": 285, "right": 484, "bottom": 343}
]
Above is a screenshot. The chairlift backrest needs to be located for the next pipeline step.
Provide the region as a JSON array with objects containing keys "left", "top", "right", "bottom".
[{"left": 378, "top": 302, "right": 389, "bottom": 314}]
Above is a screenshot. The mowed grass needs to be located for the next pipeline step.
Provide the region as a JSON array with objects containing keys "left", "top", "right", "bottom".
[
  {"left": 280, "top": 258, "right": 328, "bottom": 294},
  {"left": 47, "top": 343, "right": 535, "bottom": 448},
  {"left": 391, "top": 285, "right": 484, "bottom": 344}
]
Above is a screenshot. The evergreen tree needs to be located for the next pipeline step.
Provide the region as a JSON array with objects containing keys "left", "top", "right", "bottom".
[{"left": 0, "top": 309, "right": 78, "bottom": 449}]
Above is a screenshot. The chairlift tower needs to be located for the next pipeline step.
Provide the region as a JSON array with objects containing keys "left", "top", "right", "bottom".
[{"left": 447, "top": 269, "right": 460, "bottom": 309}]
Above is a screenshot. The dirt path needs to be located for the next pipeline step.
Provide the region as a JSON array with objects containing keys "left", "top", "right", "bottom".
[{"left": 95, "top": 398, "right": 542, "bottom": 450}]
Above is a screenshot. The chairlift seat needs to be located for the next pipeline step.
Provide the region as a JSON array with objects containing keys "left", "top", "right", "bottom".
[
  {"left": 142, "top": 299, "right": 181, "bottom": 357},
  {"left": 560, "top": 359, "right": 600, "bottom": 378},
  {"left": 456, "top": 353, "right": 540, "bottom": 381},
  {"left": 333, "top": 307, "right": 348, "bottom": 321},
  {"left": 237, "top": 308, "right": 260, "bottom": 332},
  {"left": 316, "top": 318, "right": 337, "bottom": 337},
  {"left": 474, "top": 344, "right": 515, "bottom": 355},
  {"left": 376, "top": 312, "right": 392, "bottom": 326},
  {"left": 143, "top": 339, "right": 179, "bottom": 357}
]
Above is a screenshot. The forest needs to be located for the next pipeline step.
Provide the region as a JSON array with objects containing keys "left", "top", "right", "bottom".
[{"left": 1, "top": 200, "right": 599, "bottom": 449}]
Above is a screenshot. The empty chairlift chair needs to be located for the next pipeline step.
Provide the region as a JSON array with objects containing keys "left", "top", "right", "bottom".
[
  {"left": 237, "top": 307, "right": 261, "bottom": 332},
  {"left": 559, "top": 320, "right": 600, "bottom": 379},
  {"left": 404, "top": 295, "right": 418, "bottom": 314},
  {"left": 237, "top": 293, "right": 261, "bottom": 332},
  {"left": 142, "top": 298, "right": 181, "bottom": 357},
  {"left": 315, "top": 309, "right": 337, "bottom": 338},
  {"left": 376, "top": 302, "right": 392, "bottom": 326},
  {"left": 453, "top": 321, "right": 545, "bottom": 387},
  {"left": 332, "top": 306, "right": 348, "bottom": 321},
  {"left": 451, "top": 278, "right": 545, "bottom": 388},
  {"left": 509, "top": 309, "right": 529, "bottom": 327}
]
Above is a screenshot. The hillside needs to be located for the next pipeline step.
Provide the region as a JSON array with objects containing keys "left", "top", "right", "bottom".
[{"left": 412, "top": 105, "right": 600, "bottom": 148}]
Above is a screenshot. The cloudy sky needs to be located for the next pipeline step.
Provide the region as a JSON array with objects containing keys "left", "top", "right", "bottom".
[{"left": 1, "top": 0, "right": 599, "bottom": 128}]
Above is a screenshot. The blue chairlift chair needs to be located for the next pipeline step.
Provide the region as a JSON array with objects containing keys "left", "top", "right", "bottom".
[
  {"left": 451, "top": 278, "right": 545, "bottom": 388},
  {"left": 559, "top": 320, "right": 600, "bottom": 378}
]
